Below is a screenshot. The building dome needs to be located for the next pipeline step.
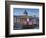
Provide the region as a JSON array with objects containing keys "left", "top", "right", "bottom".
[{"left": 24, "top": 9, "right": 28, "bottom": 15}]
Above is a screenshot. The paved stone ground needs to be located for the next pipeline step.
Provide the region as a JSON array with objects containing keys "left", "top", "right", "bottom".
[{"left": 13, "top": 23, "right": 39, "bottom": 30}]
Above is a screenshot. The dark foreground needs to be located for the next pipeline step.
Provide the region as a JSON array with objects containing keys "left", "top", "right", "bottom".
[{"left": 13, "top": 23, "right": 39, "bottom": 30}]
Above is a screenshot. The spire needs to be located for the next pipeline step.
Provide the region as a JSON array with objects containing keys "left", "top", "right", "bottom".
[{"left": 24, "top": 9, "right": 28, "bottom": 15}]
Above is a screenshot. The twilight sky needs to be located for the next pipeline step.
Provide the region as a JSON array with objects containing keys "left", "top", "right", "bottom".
[{"left": 13, "top": 8, "right": 39, "bottom": 17}]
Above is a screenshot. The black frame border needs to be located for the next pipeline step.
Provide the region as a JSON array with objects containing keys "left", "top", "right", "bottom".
[{"left": 5, "top": 1, "right": 45, "bottom": 37}]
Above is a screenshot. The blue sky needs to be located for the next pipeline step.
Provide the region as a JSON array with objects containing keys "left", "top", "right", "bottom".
[{"left": 13, "top": 8, "right": 39, "bottom": 17}]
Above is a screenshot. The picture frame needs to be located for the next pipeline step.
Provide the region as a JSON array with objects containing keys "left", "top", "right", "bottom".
[{"left": 5, "top": 1, "right": 45, "bottom": 37}]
